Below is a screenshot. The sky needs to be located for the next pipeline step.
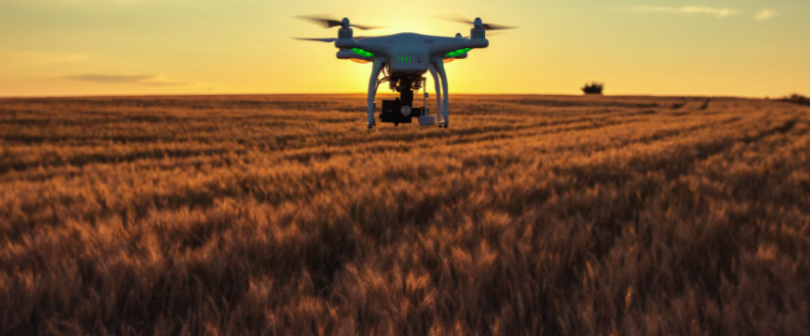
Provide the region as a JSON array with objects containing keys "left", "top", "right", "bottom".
[{"left": 0, "top": 0, "right": 808, "bottom": 97}]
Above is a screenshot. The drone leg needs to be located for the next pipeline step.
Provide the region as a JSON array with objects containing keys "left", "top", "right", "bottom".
[
  {"left": 436, "top": 61, "right": 450, "bottom": 128},
  {"left": 429, "top": 65, "right": 443, "bottom": 125},
  {"left": 367, "top": 59, "right": 384, "bottom": 129}
]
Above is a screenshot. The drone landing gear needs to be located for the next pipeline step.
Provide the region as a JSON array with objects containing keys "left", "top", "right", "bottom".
[
  {"left": 435, "top": 61, "right": 449, "bottom": 129},
  {"left": 365, "top": 59, "right": 450, "bottom": 129},
  {"left": 366, "top": 59, "right": 384, "bottom": 129},
  {"left": 429, "top": 65, "right": 443, "bottom": 127}
]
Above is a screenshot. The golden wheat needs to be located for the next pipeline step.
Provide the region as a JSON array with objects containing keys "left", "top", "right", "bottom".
[{"left": 1, "top": 94, "right": 808, "bottom": 335}]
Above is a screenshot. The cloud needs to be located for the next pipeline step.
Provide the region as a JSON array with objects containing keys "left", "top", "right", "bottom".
[
  {"left": 46, "top": 53, "right": 89, "bottom": 62},
  {"left": 11, "top": 0, "right": 145, "bottom": 3},
  {"left": 64, "top": 74, "right": 188, "bottom": 86},
  {"left": 754, "top": 8, "right": 777, "bottom": 21},
  {"left": 629, "top": 6, "right": 739, "bottom": 18},
  {"left": 0, "top": 48, "right": 89, "bottom": 63},
  {"left": 65, "top": 74, "right": 154, "bottom": 82}
]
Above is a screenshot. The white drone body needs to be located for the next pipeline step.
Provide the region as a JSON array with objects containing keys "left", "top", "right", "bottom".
[{"left": 297, "top": 17, "right": 511, "bottom": 129}]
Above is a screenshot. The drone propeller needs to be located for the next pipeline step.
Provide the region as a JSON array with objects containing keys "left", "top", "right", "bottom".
[
  {"left": 296, "top": 15, "right": 383, "bottom": 30},
  {"left": 293, "top": 37, "right": 338, "bottom": 43},
  {"left": 438, "top": 15, "right": 518, "bottom": 30},
  {"left": 293, "top": 36, "right": 380, "bottom": 43},
  {"left": 462, "top": 32, "right": 505, "bottom": 39}
]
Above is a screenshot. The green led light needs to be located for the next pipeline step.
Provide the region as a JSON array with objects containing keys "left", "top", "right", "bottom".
[
  {"left": 445, "top": 48, "right": 472, "bottom": 58},
  {"left": 351, "top": 48, "right": 374, "bottom": 58}
]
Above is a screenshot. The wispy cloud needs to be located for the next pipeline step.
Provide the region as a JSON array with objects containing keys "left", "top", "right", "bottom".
[
  {"left": 628, "top": 6, "right": 739, "bottom": 18},
  {"left": 65, "top": 74, "right": 154, "bottom": 83},
  {"left": 754, "top": 8, "right": 777, "bottom": 21},
  {"left": 47, "top": 53, "right": 89, "bottom": 62},
  {"left": 64, "top": 74, "right": 187, "bottom": 86},
  {"left": 11, "top": 0, "right": 145, "bottom": 4},
  {"left": 0, "top": 48, "right": 89, "bottom": 63}
]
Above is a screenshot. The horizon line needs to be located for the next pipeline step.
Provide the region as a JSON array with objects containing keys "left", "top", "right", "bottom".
[{"left": 0, "top": 92, "right": 782, "bottom": 100}]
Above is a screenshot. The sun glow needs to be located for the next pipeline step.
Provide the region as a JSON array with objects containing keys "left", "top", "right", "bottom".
[{"left": 0, "top": 0, "right": 807, "bottom": 96}]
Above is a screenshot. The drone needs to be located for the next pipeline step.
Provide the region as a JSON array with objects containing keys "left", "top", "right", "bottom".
[{"left": 295, "top": 16, "right": 514, "bottom": 129}]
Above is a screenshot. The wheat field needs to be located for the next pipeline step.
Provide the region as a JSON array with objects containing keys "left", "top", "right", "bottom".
[{"left": 1, "top": 94, "right": 809, "bottom": 335}]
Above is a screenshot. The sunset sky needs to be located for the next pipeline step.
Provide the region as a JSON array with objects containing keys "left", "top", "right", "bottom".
[{"left": 1, "top": 0, "right": 808, "bottom": 97}]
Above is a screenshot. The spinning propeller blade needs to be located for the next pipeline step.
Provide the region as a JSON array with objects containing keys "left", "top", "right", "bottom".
[
  {"left": 293, "top": 36, "right": 379, "bottom": 43},
  {"left": 438, "top": 15, "right": 518, "bottom": 30},
  {"left": 296, "top": 15, "right": 383, "bottom": 30},
  {"left": 462, "top": 32, "right": 505, "bottom": 39},
  {"left": 293, "top": 37, "right": 338, "bottom": 43},
  {"left": 479, "top": 23, "right": 516, "bottom": 31}
]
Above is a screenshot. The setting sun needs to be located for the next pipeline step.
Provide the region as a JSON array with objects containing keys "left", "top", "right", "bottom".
[{"left": 1, "top": 0, "right": 808, "bottom": 97}]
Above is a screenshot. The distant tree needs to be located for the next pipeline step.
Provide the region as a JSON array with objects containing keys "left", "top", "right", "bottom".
[
  {"left": 581, "top": 82, "right": 604, "bottom": 95},
  {"left": 778, "top": 93, "right": 810, "bottom": 106}
]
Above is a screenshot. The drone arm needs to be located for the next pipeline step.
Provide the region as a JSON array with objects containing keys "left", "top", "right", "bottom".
[
  {"left": 428, "top": 65, "right": 443, "bottom": 124},
  {"left": 435, "top": 60, "right": 450, "bottom": 127},
  {"left": 366, "top": 58, "right": 384, "bottom": 128}
]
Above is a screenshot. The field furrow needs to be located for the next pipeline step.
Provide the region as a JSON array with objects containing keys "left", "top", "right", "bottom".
[{"left": 1, "top": 95, "right": 808, "bottom": 336}]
